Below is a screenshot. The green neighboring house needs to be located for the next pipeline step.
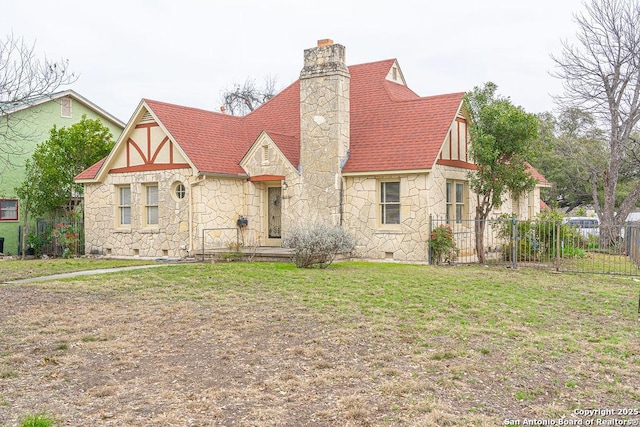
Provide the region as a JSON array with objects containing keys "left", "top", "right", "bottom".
[{"left": 0, "top": 90, "right": 124, "bottom": 255}]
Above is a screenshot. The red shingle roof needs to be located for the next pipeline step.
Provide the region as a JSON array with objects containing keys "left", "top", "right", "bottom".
[
  {"left": 347, "top": 60, "right": 464, "bottom": 172},
  {"left": 78, "top": 59, "right": 469, "bottom": 179},
  {"left": 75, "top": 157, "right": 106, "bottom": 180}
]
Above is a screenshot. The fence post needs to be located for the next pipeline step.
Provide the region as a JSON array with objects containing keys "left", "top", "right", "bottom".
[
  {"left": 428, "top": 214, "right": 433, "bottom": 265},
  {"left": 555, "top": 220, "right": 561, "bottom": 272},
  {"left": 511, "top": 216, "right": 517, "bottom": 269}
]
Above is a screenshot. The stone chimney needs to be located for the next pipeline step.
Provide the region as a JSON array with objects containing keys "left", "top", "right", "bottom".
[{"left": 298, "top": 39, "right": 350, "bottom": 226}]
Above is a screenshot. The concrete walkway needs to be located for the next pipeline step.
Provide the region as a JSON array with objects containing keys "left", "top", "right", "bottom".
[{"left": 3, "top": 263, "right": 174, "bottom": 285}]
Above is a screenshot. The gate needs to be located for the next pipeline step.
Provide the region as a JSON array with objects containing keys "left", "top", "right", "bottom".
[{"left": 429, "top": 215, "right": 640, "bottom": 276}]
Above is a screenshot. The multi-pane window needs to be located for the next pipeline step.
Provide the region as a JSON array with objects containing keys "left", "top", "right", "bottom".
[
  {"left": 380, "top": 181, "right": 400, "bottom": 225},
  {"left": 0, "top": 199, "right": 18, "bottom": 221},
  {"left": 175, "top": 183, "right": 186, "bottom": 199},
  {"left": 118, "top": 186, "right": 131, "bottom": 226},
  {"left": 145, "top": 185, "right": 159, "bottom": 225},
  {"left": 446, "top": 181, "right": 466, "bottom": 224}
]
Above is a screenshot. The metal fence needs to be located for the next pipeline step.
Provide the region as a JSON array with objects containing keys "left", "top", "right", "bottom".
[
  {"left": 21, "top": 218, "right": 84, "bottom": 257},
  {"left": 429, "top": 216, "right": 640, "bottom": 276}
]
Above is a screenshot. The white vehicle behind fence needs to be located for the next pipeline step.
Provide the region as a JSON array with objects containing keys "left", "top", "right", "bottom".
[{"left": 562, "top": 216, "right": 600, "bottom": 238}]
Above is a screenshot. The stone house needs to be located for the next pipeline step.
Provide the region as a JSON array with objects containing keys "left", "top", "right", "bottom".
[{"left": 76, "top": 39, "right": 547, "bottom": 262}]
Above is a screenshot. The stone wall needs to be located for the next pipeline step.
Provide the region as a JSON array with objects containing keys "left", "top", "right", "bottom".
[
  {"left": 84, "top": 169, "right": 248, "bottom": 258},
  {"left": 344, "top": 173, "right": 431, "bottom": 261},
  {"left": 343, "top": 167, "right": 545, "bottom": 262}
]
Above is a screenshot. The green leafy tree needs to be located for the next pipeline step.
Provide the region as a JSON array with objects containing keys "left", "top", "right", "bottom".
[
  {"left": 464, "top": 82, "right": 539, "bottom": 263},
  {"left": 531, "top": 108, "right": 607, "bottom": 209},
  {"left": 16, "top": 116, "right": 114, "bottom": 257}
]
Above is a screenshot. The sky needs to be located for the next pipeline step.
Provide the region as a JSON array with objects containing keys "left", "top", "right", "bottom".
[{"left": 2, "top": 0, "right": 587, "bottom": 123}]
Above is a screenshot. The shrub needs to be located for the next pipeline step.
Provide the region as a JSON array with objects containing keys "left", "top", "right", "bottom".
[
  {"left": 429, "top": 224, "right": 458, "bottom": 265},
  {"left": 496, "top": 211, "right": 584, "bottom": 261},
  {"left": 26, "top": 231, "right": 52, "bottom": 257},
  {"left": 283, "top": 223, "right": 355, "bottom": 268}
]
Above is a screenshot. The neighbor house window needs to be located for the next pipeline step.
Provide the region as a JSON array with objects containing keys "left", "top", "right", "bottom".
[
  {"left": 380, "top": 181, "right": 400, "bottom": 225},
  {"left": 446, "top": 181, "right": 466, "bottom": 224},
  {"left": 145, "top": 184, "right": 159, "bottom": 226},
  {"left": 118, "top": 186, "right": 131, "bottom": 226},
  {"left": 60, "top": 98, "right": 72, "bottom": 118},
  {"left": 528, "top": 191, "right": 535, "bottom": 219},
  {"left": 0, "top": 199, "right": 18, "bottom": 221}
]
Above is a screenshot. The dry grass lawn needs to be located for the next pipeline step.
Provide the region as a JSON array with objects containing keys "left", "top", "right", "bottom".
[{"left": 0, "top": 261, "right": 639, "bottom": 426}]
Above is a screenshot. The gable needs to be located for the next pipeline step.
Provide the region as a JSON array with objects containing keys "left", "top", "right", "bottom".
[
  {"left": 240, "top": 131, "right": 298, "bottom": 177},
  {"left": 436, "top": 114, "right": 473, "bottom": 169},
  {"left": 109, "top": 118, "right": 190, "bottom": 173},
  {"left": 384, "top": 60, "right": 407, "bottom": 86},
  {"left": 76, "top": 103, "right": 194, "bottom": 182}
]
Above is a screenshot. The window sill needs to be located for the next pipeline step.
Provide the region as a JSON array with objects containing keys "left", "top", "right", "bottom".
[
  {"left": 375, "top": 228, "right": 403, "bottom": 235},
  {"left": 140, "top": 228, "right": 159, "bottom": 234},
  {"left": 114, "top": 228, "right": 131, "bottom": 233}
]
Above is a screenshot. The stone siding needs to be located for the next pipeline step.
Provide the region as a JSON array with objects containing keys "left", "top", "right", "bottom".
[
  {"left": 299, "top": 42, "right": 350, "bottom": 226},
  {"left": 84, "top": 169, "right": 247, "bottom": 258}
]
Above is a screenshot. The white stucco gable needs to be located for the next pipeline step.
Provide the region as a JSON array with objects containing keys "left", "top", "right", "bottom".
[
  {"left": 385, "top": 60, "right": 407, "bottom": 86},
  {"left": 240, "top": 131, "right": 299, "bottom": 178}
]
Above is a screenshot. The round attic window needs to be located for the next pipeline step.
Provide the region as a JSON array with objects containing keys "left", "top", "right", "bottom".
[{"left": 174, "top": 182, "right": 186, "bottom": 200}]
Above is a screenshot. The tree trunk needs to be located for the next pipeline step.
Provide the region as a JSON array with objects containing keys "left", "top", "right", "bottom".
[
  {"left": 598, "top": 163, "right": 623, "bottom": 248},
  {"left": 475, "top": 208, "right": 486, "bottom": 264},
  {"left": 20, "top": 209, "right": 29, "bottom": 260}
]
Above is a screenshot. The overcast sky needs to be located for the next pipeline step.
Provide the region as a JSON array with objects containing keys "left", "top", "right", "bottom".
[{"left": 3, "top": 0, "right": 586, "bottom": 123}]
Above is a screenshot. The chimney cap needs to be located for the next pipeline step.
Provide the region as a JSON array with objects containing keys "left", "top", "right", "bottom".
[{"left": 317, "top": 39, "right": 334, "bottom": 47}]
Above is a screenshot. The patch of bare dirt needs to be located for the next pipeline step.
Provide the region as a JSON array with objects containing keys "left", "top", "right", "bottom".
[{"left": 0, "top": 282, "right": 637, "bottom": 426}]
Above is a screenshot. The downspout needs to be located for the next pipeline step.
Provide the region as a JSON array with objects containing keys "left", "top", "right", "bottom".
[
  {"left": 339, "top": 150, "right": 350, "bottom": 227},
  {"left": 339, "top": 177, "right": 344, "bottom": 226}
]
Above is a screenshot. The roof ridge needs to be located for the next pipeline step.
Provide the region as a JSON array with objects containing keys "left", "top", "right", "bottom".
[{"left": 144, "top": 98, "right": 244, "bottom": 120}]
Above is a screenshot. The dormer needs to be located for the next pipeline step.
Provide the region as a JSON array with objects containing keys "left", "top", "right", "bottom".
[{"left": 385, "top": 60, "right": 407, "bottom": 86}]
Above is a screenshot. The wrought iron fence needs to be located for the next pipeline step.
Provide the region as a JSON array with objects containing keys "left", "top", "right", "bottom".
[
  {"left": 23, "top": 219, "right": 85, "bottom": 257},
  {"left": 429, "top": 216, "right": 640, "bottom": 276}
]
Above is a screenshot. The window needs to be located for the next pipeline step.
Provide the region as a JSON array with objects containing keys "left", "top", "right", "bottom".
[
  {"left": 0, "top": 199, "right": 18, "bottom": 221},
  {"left": 446, "top": 181, "right": 466, "bottom": 224},
  {"left": 118, "top": 186, "right": 131, "bottom": 226},
  {"left": 145, "top": 184, "right": 159, "bottom": 225},
  {"left": 380, "top": 181, "right": 400, "bottom": 225},
  {"left": 60, "top": 98, "right": 72, "bottom": 118},
  {"left": 175, "top": 182, "right": 186, "bottom": 199}
]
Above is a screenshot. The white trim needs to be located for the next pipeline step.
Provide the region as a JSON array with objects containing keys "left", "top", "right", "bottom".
[
  {"left": 342, "top": 168, "right": 431, "bottom": 177},
  {"left": 3, "top": 89, "right": 125, "bottom": 128}
]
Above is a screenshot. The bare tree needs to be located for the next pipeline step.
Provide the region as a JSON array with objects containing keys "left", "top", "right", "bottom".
[
  {"left": 219, "top": 76, "right": 278, "bottom": 116},
  {"left": 552, "top": 0, "right": 640, "bottom": 245},
  {"left": 0, "top": 33, "right": 76, "bottom": 171}
]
